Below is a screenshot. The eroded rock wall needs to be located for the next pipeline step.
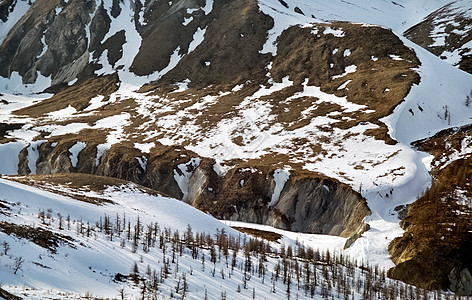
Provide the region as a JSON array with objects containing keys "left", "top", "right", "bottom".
[{"left": 16, "top": 140, "right": 370, "bottom": 238}]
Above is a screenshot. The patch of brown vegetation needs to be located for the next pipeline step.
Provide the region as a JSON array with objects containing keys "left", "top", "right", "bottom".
[
  {"left": 139, "top": 0, "right": 273, "bottom": 88},
  {"left": 232, "top": 226, "right": 282, "bottom": 243},
  {"left": 412, "top": 124, "right": 472, "bottom": 173},
  {"left": 7, "top": 173, "right": 165, "bottom": 206},
  {"left": 14, "top": 74, "right": 119, "bottom": 118},
  {"left": 388, "top": 146, "right": 472, "bottom": 292},
  {"left": 0, "top": 286, "right": 21, "bottom": 300},
  {"left": 271, "top": 22, "right": 420, "bottom": 141},
  {"left": 0, "top": 221, "right": 74, "bottom": 253},
  {"left": 405, "top": 2, "right": 472, "bottom": 75},
  {"left": 8, "top": 174, "right": 113, "bottom": 205}
]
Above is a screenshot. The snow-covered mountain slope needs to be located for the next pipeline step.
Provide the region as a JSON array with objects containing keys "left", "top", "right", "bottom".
[
  {"left": 0, "top": 0, "right": 472, "bottom": 296},
  {"left": 0, "top": 175, "right": 453, "bottom": 299},
  {"left": 0, "top": 174, "right": 234, "bottom": 296},
  {"left": 405, "top": 0, "right": 472, "bottom": 74}
]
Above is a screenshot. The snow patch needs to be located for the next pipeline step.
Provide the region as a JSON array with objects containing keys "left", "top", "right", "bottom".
[
  {"left": 95, "top": 143, "right": 110, "bottom": 166},
  {"left": 84, "top": 95, "right": 106, "bottom": 111},
  {"left": 173, "top": 158, "right": 202, "bottom": 201},
  {"left": 134, "top": 142, "right": 155, "bottom": 153},
  {"left": 135, "top": 156, "right": 147, "bottom": 171},
  {"left": 332, "top": 65, "right": 357, "bottom": 79},
  {"left": 268, "top": 169, "right": 290, "bottom": 207},
  {"left": 69, "top": 142, "right": 87, "bottom": 168},
  {"left": 47, "top": 105, "right": 77, "bottom": 119},
  {"left": 27, "top": 141, "right": 46, "bottom": 174},
  {"left": 323, "top": 27, "right": 345, "bottom": 37},
  {"left": 188, "top": 26, "right": 207, "bottom": 53},
  {"left": 337, "top": 80, "right": 352, "bottom": 90}
]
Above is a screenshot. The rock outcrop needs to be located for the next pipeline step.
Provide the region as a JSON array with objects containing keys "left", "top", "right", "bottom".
[
  {"left": 449, "top": 267, "right": 472, "bottom": 296},
  {"left": 388, "top": 133, "right": 472, "bottom": 294},
  {"left": 0, "top": 0, "right": 17, "bottom": 22},
  {"left": 15, "top": 139, "right": 370, "bottom": 238}
]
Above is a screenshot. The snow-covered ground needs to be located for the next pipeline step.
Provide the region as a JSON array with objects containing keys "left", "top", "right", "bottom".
[
  {"left": 0, "top": 177, "right": 239, "bottom": 297},
  {"left": 0, "top": 177, "right": 452, "bottom": 299}
]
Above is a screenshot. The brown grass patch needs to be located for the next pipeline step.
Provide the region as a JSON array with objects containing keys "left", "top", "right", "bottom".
[
  {"left": 14, "top": 74, "right": 119, "bottom": 118},
  {"left": 0, "top": 221, "right": 74, "bottom": 253},
  {"left": 7, "top": 173, "right": 159, "bottom": 205},
  {"left": 388, "top": 153, "right": 472, "bottom": 290},
  {"left": 232, "top": 227, "right": 282, "bottom": 242},
  {"left": 271, "top": 22, "right": 420, "bottom": 141}
]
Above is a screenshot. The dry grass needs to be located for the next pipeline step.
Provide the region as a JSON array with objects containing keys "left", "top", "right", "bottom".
[
  {"left": 7, "top": 173, "right": 159, "bottom": 205},
  {"left": 15, "top": 74, "right": 119, "bottom": 118},
  {"left": 412, "top": 124, "right": 472, "bottom": 174},
  {"left": 388, "top": 131, "right": 472, "bottom": 290},
  {"left": 232, "top": 227, "right": 282, "bottom": 243},
  {"left": 405, "top": 4, "right": 472, "bottom": 74},
  {"left": 271, "top": 22, "right": 420, "bottom": 141},
  {"left": 0, "top": 221, "right": 74, "bottom": 253}
]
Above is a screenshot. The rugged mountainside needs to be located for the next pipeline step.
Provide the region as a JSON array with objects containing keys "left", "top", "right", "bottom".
[
  {"left": 0, "top": 0, "right": 472, "bottom": 297},
  {"left": 388, "top": 125, "right": 472, "bottom": 295},
  {"left": 405, "top": 0, "right": 472, "bottom": 74}
]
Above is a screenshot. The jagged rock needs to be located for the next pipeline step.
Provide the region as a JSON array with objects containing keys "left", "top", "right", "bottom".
[
  {"left": 96, "top": 144, "right": 147, "bottom": 187},
  {"left": 271, "top": 176, "right": 370, "bottom": 237},
  {"left": 193, "top": 166, "right": 370, "bottom": 237},
  {"left": 0, "top": 0, "right": 17, "bottom": 22},
  {"left": 35, "top": 142, "right": 74, "bottom": 174},
  {"left": 0, "top": 123, "right": 23, "bottom": 140},
  {"left": 0, "top": 0, "right": 95, "bottom": 84},
  {"left": 17, "top": 147, "right": 30, "bottom": 175},
  {"left": 143, "top": 0, "right": 273, "bottom": 89},
  {"left": 344, "top": 223, "right": 370, "bottom": 249},
  {"left": 394, "top": 204, "right": 409, "bottom": 220},
  {"left": 449, "top": 267, "right": 472, "bottom": 296}
]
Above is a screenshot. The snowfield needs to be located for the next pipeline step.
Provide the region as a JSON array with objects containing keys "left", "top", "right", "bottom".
[{"left": 0, "top": 178, "right": 450, "bottom": 299}]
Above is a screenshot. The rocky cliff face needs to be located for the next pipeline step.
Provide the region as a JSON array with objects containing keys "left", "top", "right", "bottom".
[
  {"left": 0, "top": 0, "right": 273, "bottom": 88},
  {"left": 15, "top": 139, "right": 370, "bottom": 239}
]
